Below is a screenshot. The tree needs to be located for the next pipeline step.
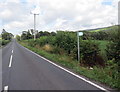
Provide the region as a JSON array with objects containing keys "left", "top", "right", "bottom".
[
  {"left": 21, "top": 31, "right": 27, "bottom": 40},
  {"left": 2, "top": 29, "right": 7, "bottom": 34},
  {"left": 1, "top": 29, "right": 13, "bottom": 40},
  {"left": 26, "top": 30, "right": 32, "bottom": 39},
  {"left": 21, "top": 30, "right": 32, "bottom": 40},
  {"left": 50, "top": 32, "right": 56, "bottom": 36},
  {"left": 16, "top": 35, "right": 21, "bottom": 41}
]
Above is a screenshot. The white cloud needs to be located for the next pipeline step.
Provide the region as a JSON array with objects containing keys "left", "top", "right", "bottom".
[
  {"left": 0, "top": 9, "right": 12, "bottom": 19},
  {"left": 4, "top": 21, "right": 25, "bottom": 29},
  {"left": 0, "top": 0, "right": 118, "bottom": 35}
]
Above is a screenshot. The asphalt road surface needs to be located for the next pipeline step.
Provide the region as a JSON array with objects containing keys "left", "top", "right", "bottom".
[{"left": 2, "top": 39, "right": 109, "bottom": 91}]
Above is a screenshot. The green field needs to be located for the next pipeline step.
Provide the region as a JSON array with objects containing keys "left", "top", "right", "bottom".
[
  {"left": 89, "top": 25, "right": 118, "bottom": 32},
  {"left": 83, "top": 40, "right": 109, "bottom": 54}
]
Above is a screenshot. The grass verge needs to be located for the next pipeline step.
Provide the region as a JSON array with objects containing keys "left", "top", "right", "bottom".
[
  {"left": 19, "top": 41, "right": 119, "bottom": 90},
  {"left": 0, "top": 39, "right": 10, "bottom": 48}
]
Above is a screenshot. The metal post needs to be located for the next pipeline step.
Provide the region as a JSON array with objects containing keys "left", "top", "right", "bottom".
[
  {"left": 34, "top": 14, "right": 36, "bottom": 40},
  {"left": 77, "top": 32, "right": 80, "bottom": 62}
]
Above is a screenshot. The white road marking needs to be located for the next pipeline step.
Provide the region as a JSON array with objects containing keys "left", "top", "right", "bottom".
[
  {"left": 12, "top": 50, "right": 13, "bottom": 53},
  {"left": 4, "top": 86, "right": 8, "bottom": 91},
  {"left": 21, "top": 45, "right": 109, "bottom": 92},
  {"left": 9, "top": 55, "right": 13, "bottom": 68}
]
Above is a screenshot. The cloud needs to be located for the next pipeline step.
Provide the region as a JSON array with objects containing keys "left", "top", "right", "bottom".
[
  {"left": 0, "top": 9, "right": 12, "bottom": 19},
  {"left": 0, "top": 0, "right": 118, "bottom": 35}
]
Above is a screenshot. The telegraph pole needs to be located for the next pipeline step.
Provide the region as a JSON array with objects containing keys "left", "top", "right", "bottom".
[
  {"left": 34, "top": 14, "right": 36, "bottom": 40},
  {"left": 30, "top": 6, "right": 40, "bottom": 40}
]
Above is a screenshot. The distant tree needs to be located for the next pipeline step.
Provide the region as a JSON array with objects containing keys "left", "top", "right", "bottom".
[
  {"left": 26, "top": 30, "right": 32, "bottom": 39},
  {"left": 21, "top": 31, "right": 27, "bottom": 40},
  {"left": 39, "top": 31, "right": 44, "bottom": 36},
  {"left": 1, "top": 29, "right": 13, "bottom": 40},
  {"left": 2, "top": 29, "right": 7, "bottom": 34},
  {"left": 36, "top": 31, "right": 52, "bottom": 38},
  {"left": 43, "top": 31, "right": 50, "bottom": 36},
  {"left": 50, "top": 32, "right": 56, "bottom": 36},
  {"left": 16, "top": 35, "right": 21, "bottom": 41},
  {"left": 21, "top": 30, "right": 33, "bottom": 40}
]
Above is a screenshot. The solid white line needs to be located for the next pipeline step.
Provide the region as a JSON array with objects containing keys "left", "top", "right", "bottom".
[
  {"left": 9, "top": 55, "right": 13, "bottom": 68},
  {"left": 12, "top": 50, "right": 13, "bottom": 53},
  {"left": 4, "top": 86, "right": 8, "bottom": 91},
  {"left": 21, "top": 45, "right": 109, "bottom": 92}
]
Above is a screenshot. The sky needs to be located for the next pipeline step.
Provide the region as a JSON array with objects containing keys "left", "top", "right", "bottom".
[{"left": 0, "top": 0, "right": 119, "bottom": 35}]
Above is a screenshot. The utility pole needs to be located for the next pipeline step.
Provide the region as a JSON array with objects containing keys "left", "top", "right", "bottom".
[
  {"left": 34, "top": 14, "right": 36, "bottom": 40},
  {"left": 33, "top": 14, "right": 39, "bottom": 40},
  {"left": 31, "top": 6, "right": 40, "bottom": 40}
]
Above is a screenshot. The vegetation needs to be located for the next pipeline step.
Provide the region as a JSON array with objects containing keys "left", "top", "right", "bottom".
[
  {"left": 0, "top": 29, "right": 13, "bottom": 47},
  {"left": 1, "top": 40, "right": 11, "bottom": 46},
  {"left": 18, "top": 25, "right": 119, "bottom": 90}
]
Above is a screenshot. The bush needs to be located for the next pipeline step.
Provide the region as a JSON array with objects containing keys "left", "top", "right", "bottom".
[
  {"left": 106, "top": 26, "right": 120, "bottom": 89},
  {"left": 55, "top": 31, "right": 77, "bottom": 57},
  {"left": 2, "top": 40, "right": 10, "bottom": 46},
  {"left": 38, "top": 36, "right": 48, "bottom": 46},
  {"left": 80, "top": 40, "right": 105, "bottom": 66},
  {"left": 22, "top": 31, "right": 106, "bottom": 67},
  {"left": 27, "top": 39, "right": 37, "bottom": 47},
  {"left": 106, "top": 26, "right": 120, "bottom": 66}
]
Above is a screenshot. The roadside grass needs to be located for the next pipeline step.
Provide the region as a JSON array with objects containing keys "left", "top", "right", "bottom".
[
  {"left": 0, "top": 39, "right": 10, "bottom": 47},
  {"left": 19, "top": 41, "right": 119, "bottom": 90},
  {"left": 0, "top": 39, "right": 1, "bottom": 44},
  {"left": 0, "top": 39, "right": 1, "bottom": 48}
]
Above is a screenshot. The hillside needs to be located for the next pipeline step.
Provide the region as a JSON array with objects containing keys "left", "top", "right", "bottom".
[{"left": 82, "top": 25, "right": 118, "bottom": 32}]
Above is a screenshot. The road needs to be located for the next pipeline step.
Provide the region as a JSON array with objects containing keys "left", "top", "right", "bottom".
[{"left": 2, "top": 39, "right": 108, "bottom": 91}]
